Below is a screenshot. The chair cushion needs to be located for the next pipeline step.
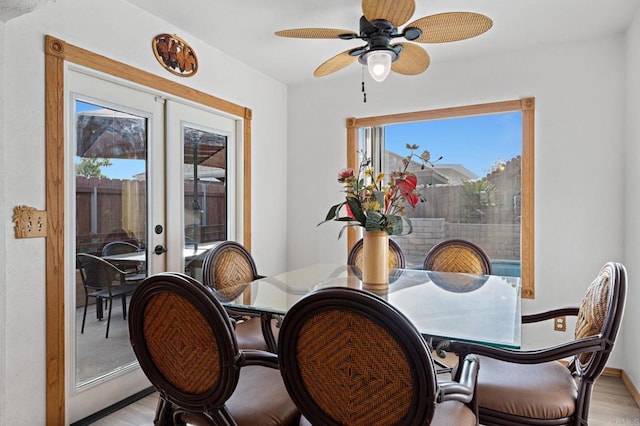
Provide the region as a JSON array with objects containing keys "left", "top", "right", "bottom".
[
  {"left": 226, "top": 365, "right": 300, "bottom": 426},
  {"left": 431, "top": 400, "right": 476, "bottom": 426},
  {"left": 234, "top": 317, "right": 280, "bottom": 351},
  {"left": 477, "top": 355, "right": 578, "bottom": 420}
]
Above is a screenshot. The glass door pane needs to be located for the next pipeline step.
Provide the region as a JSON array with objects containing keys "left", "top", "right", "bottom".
[
  {"left": 164, "top": 99, "right": 236, "bottom": 277},
  {"left": 183, "top": 127, "right": 227, "bottom": 281},
  {"left": 74, "top": 100, "right": 147, "bottom": 387}
]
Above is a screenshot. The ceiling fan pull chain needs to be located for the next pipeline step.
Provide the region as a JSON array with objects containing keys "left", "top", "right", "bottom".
[{"left": 361, "top": 69, "right": 367, "bottom": 103}]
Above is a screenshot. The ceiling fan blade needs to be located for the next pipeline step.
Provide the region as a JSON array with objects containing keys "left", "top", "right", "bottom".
[
  {"left": 406, "top": 12, "right": 493, "bottom": 43},
  {"left": 391, "top": 43, "right": 430, "bottom": 75},
  {"left": 362, "top": 0, "right": 415, "bottom": 27},
  {"left": 314, "top": 50, "right": 358, "bottom": 77},
  {"left": 275, "top": 28, "right": 357, "bottom": 39}
]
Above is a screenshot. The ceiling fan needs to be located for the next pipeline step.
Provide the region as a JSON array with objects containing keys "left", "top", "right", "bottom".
[{"left": 275, "top": 0, "right": 492, "bottom": 82}]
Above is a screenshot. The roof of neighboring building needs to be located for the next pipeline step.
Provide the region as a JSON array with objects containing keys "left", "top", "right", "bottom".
[
  {"left": 385, "top": 151, "right": 476, "bottom": 186},
  {"left": 430, "top": 164, "right": 478, "bottom": 185}
]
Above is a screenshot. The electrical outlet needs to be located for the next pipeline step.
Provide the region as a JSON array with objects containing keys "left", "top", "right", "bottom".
[{"left": 554, "top": 316, "right": 567, "bottom": 332}]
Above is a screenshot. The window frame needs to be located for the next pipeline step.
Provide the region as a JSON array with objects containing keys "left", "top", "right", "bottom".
[{"left": 346, "top": 97, "right": 535, "bottom": 298}]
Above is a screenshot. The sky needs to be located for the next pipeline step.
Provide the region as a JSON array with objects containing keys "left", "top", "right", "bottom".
[{"left": 384, "top": 111, "right": 522, "bottom": 178}]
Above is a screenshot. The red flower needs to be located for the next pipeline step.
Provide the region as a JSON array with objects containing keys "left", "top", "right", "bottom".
[{"left": 395, "top": 173, "right": 419, "bottom": 207}]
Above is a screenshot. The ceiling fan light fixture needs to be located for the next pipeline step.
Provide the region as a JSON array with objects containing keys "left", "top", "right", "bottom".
[{"left": 365, "top": 50, "right": 393, "bottom": 82}]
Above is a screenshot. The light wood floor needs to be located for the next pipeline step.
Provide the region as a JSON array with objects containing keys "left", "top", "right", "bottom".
[{"left": 92, "top": 374, "right": 640, "bottom": 425}]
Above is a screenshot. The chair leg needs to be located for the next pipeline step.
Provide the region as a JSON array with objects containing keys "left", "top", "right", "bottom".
[
  {"left": 433, "top": 358, "right": 452, "bottom": 374},
  {"left": 95, "top": 297, "right": 104, "bottom": 320},
  {"left": 105, "top": 297, "right": 113, "bottom": 338},
  {"left": 154, "top": 396, "right": 174, "bottom": 426},
  {"left": 121, "top": 294, "right": 128, "bottom": 320},
  {"left": 81, "top": 295, "right": 89, "bottom": 334}
]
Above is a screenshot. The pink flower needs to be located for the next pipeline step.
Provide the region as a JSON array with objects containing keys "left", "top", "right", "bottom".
[{"left": 337, "top": 168, "right": 354, "bottom": 183}]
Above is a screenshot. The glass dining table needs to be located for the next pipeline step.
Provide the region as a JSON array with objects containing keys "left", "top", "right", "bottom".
[{"left": 212, "top": 263, "right": 522, "bottom": 349}]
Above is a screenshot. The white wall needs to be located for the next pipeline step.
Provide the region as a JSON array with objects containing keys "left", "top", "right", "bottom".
[
  {"left": 1, "top": 1, "right": 638, "bottom": 422},
  {"left": 1, "top": 0, "right": 288, "bottom": 423},
  {"left": 0, "top": 20, "right": 7, "bottom": 426},
  {"left": 287, "top": 36, "right": 629, "bottom": 362},
  {"left": 624, "top": 7, "right": 640, "bottom": 389}
]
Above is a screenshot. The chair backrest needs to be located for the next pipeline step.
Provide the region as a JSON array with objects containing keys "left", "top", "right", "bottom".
[
  {"left": 202, "top": 241, "right": 261, "bottom": 290},
  {"left": 423, "top": 239, "right": 492, "bottom": 275},
  {"left": 571, "top": 262, "right": 626, "bottom": 411},
  {"left": 128, "top": 273, "right": 240, "bottom": 417},
  {"left": 278, "top": 287, "right": 438, "bottom": 425},
  {"left": 76, "top": 253, "right": 121, "bottom": 290},
  {"left": 348, "top": 237, "right": 406, "bottom": 270},
  {"left": 101, "top": 240, "right": 140, "bottom": 256}
]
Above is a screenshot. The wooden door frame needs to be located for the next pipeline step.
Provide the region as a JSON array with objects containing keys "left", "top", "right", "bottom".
[{"left": 44, "top": 35, "right": 253, "bottom": 424}]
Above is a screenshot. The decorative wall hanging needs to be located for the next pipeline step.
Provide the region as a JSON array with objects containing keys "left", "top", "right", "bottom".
[{"left": 152, "top": 34, "right": 198, "bottom": 77}]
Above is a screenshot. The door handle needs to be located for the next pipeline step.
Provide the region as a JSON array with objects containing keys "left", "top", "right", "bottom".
[{"left": 153, "top": 245, "right": 167, "bottom": 255}]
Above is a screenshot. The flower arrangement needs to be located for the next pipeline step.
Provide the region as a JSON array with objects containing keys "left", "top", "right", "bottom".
[{"left": 320, "top": 144, "right": 435, "bottom": 237}]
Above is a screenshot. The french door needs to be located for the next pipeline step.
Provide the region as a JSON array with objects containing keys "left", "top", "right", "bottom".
[{"left": 66, "top": 68, "right": 236, "bottom": 422}]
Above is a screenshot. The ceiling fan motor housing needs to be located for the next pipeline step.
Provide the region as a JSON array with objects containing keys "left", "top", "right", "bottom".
[{"left": 357, "top": 16, "right": 400, "bottom": 64}]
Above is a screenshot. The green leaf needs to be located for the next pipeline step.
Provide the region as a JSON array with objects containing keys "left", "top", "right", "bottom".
[
  {"left": 325, "top": 203, "right": 344, "bottom": 221},
  {"left": 389, "top": 215, "right": 403, "bottom": 235},
  {"left": 403, "top": 217, "right": 413, "bottom": 235},
  {"left": 337, "top": 222, "right": 361, "bottom": 239},
  {"left": 364, "top": 210, "right": 383, "bottom": 232},
  {"left": 346, "top": 197, "right": 367, "bottom": 227},
  {"left": 317, "top": 202, "right": 346, "bottom": 226}
]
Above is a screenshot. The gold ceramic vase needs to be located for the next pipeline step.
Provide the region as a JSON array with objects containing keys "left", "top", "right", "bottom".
[{"left": 362, "top": 230, "right": 389, "bottom": 290}]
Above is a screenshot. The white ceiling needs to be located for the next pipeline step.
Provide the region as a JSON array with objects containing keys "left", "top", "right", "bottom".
[
  {"left": 3, "top": 0, "right": 640, "bottom": 85},
  {"left": 124, "top": 0, "right": 640, "bottom": 85}
]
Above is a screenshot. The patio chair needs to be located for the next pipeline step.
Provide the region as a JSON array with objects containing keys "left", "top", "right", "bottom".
[
  {"left": 202, "top": 241, "right": 280, "bottom": 352},
  {"left": 278, "top": 286, "right": 480, "bottom": 425},
  {"left": 128, "top": 272, "right": 300, "bottom": 425},
  {"left": 101, "top": 240, "right": 144, "bottom": 274},
  {"left": 445, "top": 261, "right": 627, "bottom": 425},
  {"left": 76, "top": 253, "right": 140, "bottom": 338}
]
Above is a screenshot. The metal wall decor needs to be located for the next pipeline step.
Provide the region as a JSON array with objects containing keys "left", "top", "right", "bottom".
[{"left": 152, "top": 34, "right": 198, "bottom": 77}]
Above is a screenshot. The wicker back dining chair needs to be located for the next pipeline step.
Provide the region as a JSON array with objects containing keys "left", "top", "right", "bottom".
[
  {"left": 347, "top": 237, "right": 406, "bottom": 270},
  {"left": 446, "top": 261, "right": 627, "bottom": 426},
  {"left": 128, "top": 272, "right": 300, "bottom": 426},
  {"left": 278, "top": 287, "right": 480, "bottom": 426},
  {"left": 76, "top": 253, "right": 140, "bottom": 338},
  {"left": 201, "top": 241, "right": 279, "bottom": 352},
  {"left": 423, "top": 239, "right": 492, "bottom": 275}
]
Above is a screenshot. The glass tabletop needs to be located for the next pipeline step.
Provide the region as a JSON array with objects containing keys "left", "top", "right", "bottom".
[{"left": 213, "top": 263, "right": 522, "bottom": 349}]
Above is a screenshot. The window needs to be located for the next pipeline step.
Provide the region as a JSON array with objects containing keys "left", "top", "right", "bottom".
[{"left": 346, "top": 98, "right": 535, "bottom": 298}]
